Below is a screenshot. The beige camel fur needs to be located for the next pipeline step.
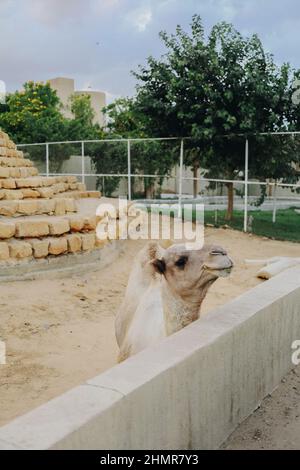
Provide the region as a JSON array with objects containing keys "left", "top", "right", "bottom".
[{"left": 115, "top": 242, "right": 233, "bottom": 362}]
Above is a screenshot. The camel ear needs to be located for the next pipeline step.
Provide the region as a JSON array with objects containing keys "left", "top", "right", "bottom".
[{"left": 151, "top": 258, "right": 166, "bottom": 275}]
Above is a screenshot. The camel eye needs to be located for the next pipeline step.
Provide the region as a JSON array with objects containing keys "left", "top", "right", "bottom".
[{"left": 175, "top": 255, "right": 188, "bottom": 270}]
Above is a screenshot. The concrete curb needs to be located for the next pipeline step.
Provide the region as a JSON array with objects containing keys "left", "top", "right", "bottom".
[
  {"left": 0, "top": 240, "right": 125, "bottom": 281},
  {"left": 0, "top": 266, "right": 299, "bottom": 449}
]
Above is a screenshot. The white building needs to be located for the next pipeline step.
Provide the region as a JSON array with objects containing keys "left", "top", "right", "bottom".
[{"left": 49, "top": 77, "right": 106, "bottom": 127}]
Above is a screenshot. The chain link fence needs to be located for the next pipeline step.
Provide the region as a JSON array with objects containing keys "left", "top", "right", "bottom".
[{"left": 17, "top": 135, "right": 300, "bottom": 241}]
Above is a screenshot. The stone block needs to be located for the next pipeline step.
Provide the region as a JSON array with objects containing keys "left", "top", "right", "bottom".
[
  {"left": 0, "top": 167, "right": 10, "bottom": 178},
  {"left": 0, "top": 222, "right": 15, "bottom": 239},
  {"left": 9, "top": 168, "right": 21, "bottom": 178},
  {"left": 16, "top": 177, "right": 43, "bottom": 188},
  {"left": 54, "top": 199, "right": 66, "bottom": 216},
  {"left": 83, "top": 216, "right": 97, "bottom": 231},
  {"left": 37, "top": 199, "right": 55, "bottom": 214},
  {"left": 29, "top": 167, "right": 39, "bottom": 177},
  {"left": 53, "top": 183, "right": 66, "bottom": 194},
  {"left": 15, "top": 220, "right": 49, "bottom": 238},
  {"left": 17, "top": 200, "right": 38, "bottom": 215},
  {"left": 19, "top": 168, "right": 30, "bottom": 178},
  {"left": 0, "top": 242, "right": 9, "bottom": 260},
  {"left": 48, "top": 237, "right": 68, "bottom": 255},
  {"left": 42, "top": 177, "right": 56, "bottom": 187},
  {"left": 2, "top": 179, "right": 16, "bottom": 189},
  {"left": 67, "top": 176, "right": 78, "bottom": 183},
  {"left": 68, "top": 215, "right": 84, "bottom": 232},
  {"left": 29, "top": 239, "right": 49, "bottom": 258},
  {"left": 37, "top": 187, "right": 54, "bottom": 198},
  {"left": 66, "top": 234, "right": 82, "bottom": 253},
  {"left": 64, "top": 198, "right": 76, "bottom": 212},
  {"left": 0, "top": 201, "right": 18, "bottom": 216},
  {"left": 9, "top": 240, "right": 32, "bottom": 259},
  {"left": 21, "top": 188, "right": 40, "bottom": 199},
  {"left": 48, "top": 219, "right": 70, "bottom": 235},
  {"left": 81, "top": 233, "right": 96, "bottom": 251},
  {"left": 4, "top": 190, "right": 24, "bottom": 200}
]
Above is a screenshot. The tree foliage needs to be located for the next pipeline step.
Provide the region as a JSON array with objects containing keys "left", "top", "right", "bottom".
[
  {"left": 91, "top": 97, "right": 179, "bottom": 197},
  {"left": 0, "top": 81, "right": 102, "bottom": 172},
  {"left": 132, "top": 15, "right": 300, "bottom": 218}
]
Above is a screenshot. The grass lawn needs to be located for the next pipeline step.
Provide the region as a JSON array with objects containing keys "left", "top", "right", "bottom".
[{"left": 204, "top": 208, "right": 300, "bottom": 243}]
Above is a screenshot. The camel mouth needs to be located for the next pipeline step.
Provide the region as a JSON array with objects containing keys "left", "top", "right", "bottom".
[{"left": 205, "top": 263, "right": 233, "bottom": 278}]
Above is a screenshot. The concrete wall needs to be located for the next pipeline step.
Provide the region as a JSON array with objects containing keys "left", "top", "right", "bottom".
[{"left": 0, "top": 266, "right": 299, "bottom": 450}]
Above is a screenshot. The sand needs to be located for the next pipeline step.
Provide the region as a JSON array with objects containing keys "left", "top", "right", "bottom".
[
  {"left": 222, "top": 365, "right": 300, "bottom": 449},
  {"left": 0, "top": 226, "right": 299, "bottom": 432}
]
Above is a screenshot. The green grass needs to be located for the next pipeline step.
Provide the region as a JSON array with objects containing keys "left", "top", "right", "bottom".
[{"left": 203, "top": 209, "right": 300, "bottom": 242}]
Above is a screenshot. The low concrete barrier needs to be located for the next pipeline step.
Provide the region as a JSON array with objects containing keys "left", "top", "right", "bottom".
[
  {"left": 0, "top": 266, "right": 300, "bottom": 449},
  {"left": 0, "top": 240, "right": 125, "bottom": 282}
]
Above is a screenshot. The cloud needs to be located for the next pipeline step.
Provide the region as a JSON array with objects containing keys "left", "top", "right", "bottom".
[
  {"left": 28, "top": 0, "right": 91, "bottom": 24},
  {"left": 126, "top": 5, "right": 152, "bottom": 32},
  {"left": 1, "top": 0, "right": 300, "bottom": 102},
  {"left": 215, "top": 0, "right": 238, "bottom": 22},
  {"left": 93, "top": 0, "right": 121, "bottom": 15}
]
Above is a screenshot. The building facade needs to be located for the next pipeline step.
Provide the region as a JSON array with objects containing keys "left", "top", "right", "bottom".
[{"left": 49, "top": 77, "right": 106, "bottom": 127}]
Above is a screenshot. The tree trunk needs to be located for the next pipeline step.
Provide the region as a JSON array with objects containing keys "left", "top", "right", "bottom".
[
  {"left": 226, "top": 182, "right": 234, "bottom": 221},
  {"left": 145, "top": 182, "right": 155, "bottom": 199},
  {"left": 268, "top": 180, "right": 273, "bottom": 197},
  {"left": 193, "top": 162, "right": 199, "bottom": 198}
]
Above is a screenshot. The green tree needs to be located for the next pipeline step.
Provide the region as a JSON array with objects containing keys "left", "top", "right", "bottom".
[
  {"left": 93, "top": 97, "right": 178, "bottom": 198},
  {"left": 68, "top": 93, "right": 102, "bottom": 140},
  {"left": 133, "top": 15, "right": 300, "bottom": 219},
  {"left": 0, "top": 81, "right": 67, "bottom": 143},
  {"left": 0, "top": 82, "right": 103, "bottom": 173}
]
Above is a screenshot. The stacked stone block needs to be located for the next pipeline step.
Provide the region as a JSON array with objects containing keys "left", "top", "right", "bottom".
[{"left": 0, "top": 130, "right": 104, "bottom": 263}]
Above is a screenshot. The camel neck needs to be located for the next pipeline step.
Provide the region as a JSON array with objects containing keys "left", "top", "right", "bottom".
[{"left": 161, "top": 279, "right": 210, "bottom": 336}]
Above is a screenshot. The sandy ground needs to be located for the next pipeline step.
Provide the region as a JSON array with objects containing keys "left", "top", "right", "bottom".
[
  {"left": 222, "top": 365, "right": 300, "bottom": 449},
  {"left": 0, "top": 226, "right": 299, "bottom": 440}
]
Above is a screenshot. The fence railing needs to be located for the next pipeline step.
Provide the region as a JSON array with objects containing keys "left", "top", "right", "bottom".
[{"left": 17, "top": 136, "right": 300, "bottom": 233}]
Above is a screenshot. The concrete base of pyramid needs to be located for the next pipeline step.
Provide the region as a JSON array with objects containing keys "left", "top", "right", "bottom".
[{"left": 0, "top": 238, "right": 125, "bottom": 282}]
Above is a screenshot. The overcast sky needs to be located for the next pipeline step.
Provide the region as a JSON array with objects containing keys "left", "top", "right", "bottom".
[{"left": 1, "top": 0, "right": 300, "bottom": 102}]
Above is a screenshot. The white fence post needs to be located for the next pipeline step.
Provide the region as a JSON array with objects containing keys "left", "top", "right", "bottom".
[
  {"left": 81, "top": 141, "right": 85, "bottom": 184},
  {"left": 243, "top": 138, "right": 249, "bottom": 232},
  {"left": 272, "top": 182, "right": 278, "bottom": 223},
  {"left": 127, "top": 139, "right": 132, "bottom": 201},
  {"left": 178, "top": 139, "right": 184, "bottom": 218},
  {"left": 46, "top": 143, "right": 49, "bottom": 177}
]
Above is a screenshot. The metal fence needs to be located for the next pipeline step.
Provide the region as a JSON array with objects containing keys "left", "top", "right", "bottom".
[{"left": 17, "top": 135, "right": 300, "bottom": 235}]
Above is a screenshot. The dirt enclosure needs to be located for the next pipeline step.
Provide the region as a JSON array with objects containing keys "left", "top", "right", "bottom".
[{"left": 0, "top": 227, "right": 299, "bottom": 428}]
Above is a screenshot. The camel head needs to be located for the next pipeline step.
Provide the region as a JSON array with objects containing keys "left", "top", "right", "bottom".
[{"left": 151, "top": 243, "right": 233, "bottom": 306}]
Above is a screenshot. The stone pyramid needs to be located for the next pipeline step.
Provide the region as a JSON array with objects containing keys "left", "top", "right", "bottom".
[{"left": 0, "top": 130, "right": 102, "bottom": 263}]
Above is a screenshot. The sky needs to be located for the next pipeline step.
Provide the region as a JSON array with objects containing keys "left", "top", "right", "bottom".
[{"left": 1, "top": 0, "right": 300, "bottom": 103}]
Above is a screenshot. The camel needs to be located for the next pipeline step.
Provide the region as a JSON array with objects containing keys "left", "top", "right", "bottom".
[
  {"left": 115, "top": 242, "right": 233, "bottom": 362},
  {"left": 245, "top": 257, "right": 300, "bottom": 279}
]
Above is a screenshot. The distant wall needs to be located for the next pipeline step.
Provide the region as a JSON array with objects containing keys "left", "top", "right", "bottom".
[{"left": 0, "top": 266, "right": 299, "bottom": 450}]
